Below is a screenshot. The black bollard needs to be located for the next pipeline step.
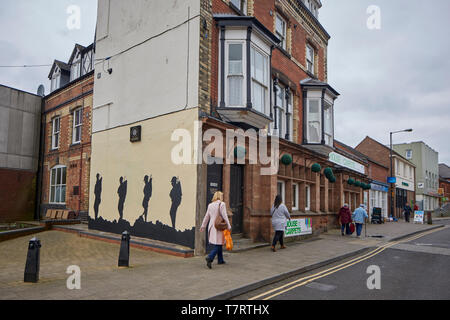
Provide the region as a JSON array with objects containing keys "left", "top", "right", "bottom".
[
  {"left": 118, "top": 231, "right": 130, "bottom": 267},
  {"left": 24, "top": 237, "right": 41, "bottom": 283}
]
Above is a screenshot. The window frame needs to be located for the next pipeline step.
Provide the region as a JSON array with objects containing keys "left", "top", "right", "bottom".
[
  {"left": 277, "top": 180, "right": 286, "bottom": 204},
  {"left": 230, "top": 0, "right": 247, "bottom": 15},
  {"left": 72, "top": 108, "right": 83, "bottom": 144},
  {"left": 275, "top": 14, "right": 287, "bottom": 51},
  {"left": 226, "top": 41, "right": 246, "bottom": 107},
  {"left": 405, "top": 149, "right": 412, "bottom": 160},
  {"left": 51, "top": 116, "right": 61, "bottom": 150},
  {"left": 323, "top": 101, "right": 334, "bottom": 147},
  {"left": 306, "top": 98, "right": 321, "bottom": 144},
  {"left": 305, "top": 184, "right": 311, "bottom": 211},
  {"left": 49, "top": 165, "right": 67, "bottom": 204},
  {"left": 292, "top": 183, "right": 299, "bottom": 211},
  {"left": 273, "top": 81, "right": 293, "bottom": 141},
  {"left": 306, "top": 44, "right": 315, "bottom": 75},
  {"left": 250, "top": 45, "right": 269, "bottom": 114}
]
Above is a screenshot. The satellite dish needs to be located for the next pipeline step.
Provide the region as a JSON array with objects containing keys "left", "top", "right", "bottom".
[{"left": 37, "top": 84, "right": 45, "bottom": 97}]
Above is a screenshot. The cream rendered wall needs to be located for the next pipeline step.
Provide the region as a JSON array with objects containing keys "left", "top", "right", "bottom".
[
  {"left": 93, "top": 0, "right": 200, "bottom": 133},
  {"left": 88, "top": 108, "right": 199, "bottom": 232}
]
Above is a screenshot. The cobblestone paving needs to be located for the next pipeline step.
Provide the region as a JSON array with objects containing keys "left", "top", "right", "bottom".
[{"left": 0, "top": 221, "right": 442, "bottom": 300}]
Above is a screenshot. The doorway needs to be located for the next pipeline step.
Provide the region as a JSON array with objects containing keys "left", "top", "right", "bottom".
[
  {"left": 230, "top": 164, "right": 244, "bottom": 234},
  {"left": 205, "top": 162, "right": 223, "bottom": 253}
]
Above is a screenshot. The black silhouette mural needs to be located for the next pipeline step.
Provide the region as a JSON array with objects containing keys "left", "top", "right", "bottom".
[
  {"left": 88, "top": 174, "right": 194, "bottom": 249},
  {"left": 93, "top": 173, "right": 102, "bottom": 220},
  {"left": 169, "top": 176, "right": 182, "bottom": 229},
  {"left": 117, "top": 177, "right": 127, "bottom": 220},
  {"left": 141, "top": 175, "right": 153, "bottom": 222}
]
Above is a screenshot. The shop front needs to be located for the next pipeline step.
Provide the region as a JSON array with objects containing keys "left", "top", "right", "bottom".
[{"left": 369, "top": 182, "right": 389, "bottom": 219}]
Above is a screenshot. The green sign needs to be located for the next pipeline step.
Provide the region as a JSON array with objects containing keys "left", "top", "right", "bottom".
[
  {"left": 328, "top": 152, "right": 365, "bottom": 174},
  {"left": 285, "top": 219, "right": 313, "bottom": 237},
  {"left": 402, "top": 182, "right": 409, "bottom": 187}
]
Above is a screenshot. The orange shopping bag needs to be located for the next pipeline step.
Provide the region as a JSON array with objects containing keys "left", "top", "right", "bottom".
[{"left": 224, "top": 229, "right": 233, "bottom": 251}]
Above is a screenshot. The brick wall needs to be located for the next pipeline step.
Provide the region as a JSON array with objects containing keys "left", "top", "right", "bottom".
[
  {"left": 356, "top": 137, "right": 391, "bottom": 169},
  {"left": 0, "top": 169, "right": 36, "bottom": 222}
]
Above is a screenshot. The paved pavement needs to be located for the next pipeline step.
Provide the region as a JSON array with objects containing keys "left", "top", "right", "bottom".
[
  {"left": 234, "top": 223, "right": 450, "bottom": 300},
  {"left": 0, "top": 220, "right": 446, "bottom": 300}
]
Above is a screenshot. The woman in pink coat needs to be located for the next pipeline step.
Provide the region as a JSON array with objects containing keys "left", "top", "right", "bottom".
[{"left": 200, "top": 191, "right": 231, "bottom": 269}]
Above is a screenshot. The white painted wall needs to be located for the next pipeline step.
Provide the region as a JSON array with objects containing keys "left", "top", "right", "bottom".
[{"left": 93, "top": 0, "right": 200, "bottom": 133}]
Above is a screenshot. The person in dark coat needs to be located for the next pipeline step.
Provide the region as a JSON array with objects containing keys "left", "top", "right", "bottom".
[
  {"left": 338, "top": 204, "right": 352, "bottom": 235},
  {"left": 404, "top": 203, "right": 413, "bottom": 223}
]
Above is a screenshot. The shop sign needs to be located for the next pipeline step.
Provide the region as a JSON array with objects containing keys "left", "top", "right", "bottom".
[
  {"left": 285, "top": 219, "right": 313, "bottom": 237},
  {"left": 371, "top": 183, "right": 388, "bottom": 192},
  {"left": 418, "top": 183, "right": 424, "bottom": 189},
  {"left": 387, "top": 177, "right": 396, "bottom": 184},
  {"left": 438, "top": 188, "right": 444, "bottom": 196},
  {"left": 328, "top": 152, "right": 365, "bottom": 174}
]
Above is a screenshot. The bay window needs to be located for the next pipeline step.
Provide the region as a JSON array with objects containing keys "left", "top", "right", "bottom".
[
  {"left": 50, "top": 165, "right": 67, "bottom": 204},
  {"left": 216, "top": 16, "right": 279, "bottom": 129},
  {"left": 301, "top": 78, "right": 339, "bottom": 150}
]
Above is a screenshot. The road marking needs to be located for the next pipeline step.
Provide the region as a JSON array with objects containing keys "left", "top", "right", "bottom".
[{"left": 249, "top": 227, "right": 444, "bottom": 300}]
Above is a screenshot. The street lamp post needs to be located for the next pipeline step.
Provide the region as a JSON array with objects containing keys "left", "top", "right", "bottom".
[{"left": 389, "top": 129, "right": 413, "bottom": 219}]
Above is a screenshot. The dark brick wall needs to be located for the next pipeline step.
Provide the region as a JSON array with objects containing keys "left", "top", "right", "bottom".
[{"left": 0, "top": 169, "right": 36, "bottom": 222}]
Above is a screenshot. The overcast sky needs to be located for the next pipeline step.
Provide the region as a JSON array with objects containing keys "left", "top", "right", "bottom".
[
  {"left": 0, "top": 0, "right": 449, "bottom": 164},
  {"left": 320, "top": 0, "right": 450, "bottom": 165}
]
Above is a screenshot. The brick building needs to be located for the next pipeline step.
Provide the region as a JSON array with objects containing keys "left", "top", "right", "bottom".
[
  {"left": 89, "top": 0, "right": 371, "bottom": 255},
  {"left": 356, "top": 136, "right": 416, "bottom": 219},
  {"left": 40, "top": 43, "right": 95, "bottom": 220},
  {"left": 439, "top": 163, "right": 450, "bottom": 207}
]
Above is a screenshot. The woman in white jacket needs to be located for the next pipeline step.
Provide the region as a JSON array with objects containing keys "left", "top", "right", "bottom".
[{"left": 271, "top": 195, "right": 291, "bottom": 252}]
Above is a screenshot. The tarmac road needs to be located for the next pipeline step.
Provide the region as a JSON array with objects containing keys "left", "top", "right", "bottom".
[{"left": 236, "top": 222, "right": 450, "bottom": 300}]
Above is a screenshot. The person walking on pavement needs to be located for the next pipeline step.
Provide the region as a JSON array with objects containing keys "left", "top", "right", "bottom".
[
  {"left": 338, "top": 204, "right": 352, "bottom": 236},
  {"left": 352, "top": 204, "right": 368, "bottom": 238},
  {"left": 271, "top": 195, "right": 291, "bottom": 252},
  {"left": 200, "top": 191, "right": 231, "bottom": 269},
  {"left": 404, "top": 202, "right": 413, "bottom": 223}
]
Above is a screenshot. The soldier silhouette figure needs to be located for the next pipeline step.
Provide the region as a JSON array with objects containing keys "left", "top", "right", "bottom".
[
  {"left": 93, "top": 173, "right": 102, "bottom": 220},
  {"left": 117, "top": 177, "right": 127, "bottom": 221},
  {"left": 141, "top": 175, "right": 153, "bottom": 222},
  {"left": 169, "top": 177, "right": 182, "bottom": 229}
]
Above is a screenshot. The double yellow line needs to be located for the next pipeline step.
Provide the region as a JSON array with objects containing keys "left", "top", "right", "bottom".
[{"left": 249, "top": 227, "right": 443, "bottom": 300}]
